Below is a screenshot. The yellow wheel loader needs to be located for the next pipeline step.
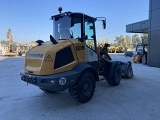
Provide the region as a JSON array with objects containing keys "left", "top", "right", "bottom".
[
  {"left": 20, "top": 8, "right": 133, "bottom": 103},
  {"left": 132, "top": 44, "right": 148, "bottom": 64}
]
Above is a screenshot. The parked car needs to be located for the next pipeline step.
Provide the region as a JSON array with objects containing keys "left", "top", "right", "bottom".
[{"left": 124, "top": 51, "right": 134, "bottom": 57}]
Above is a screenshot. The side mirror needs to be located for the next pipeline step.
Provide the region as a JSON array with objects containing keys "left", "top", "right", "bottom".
[
  {"left": 102, "top": 20, "right": 106, "bottom": 29},
  {"left": 96, "top": 17, "right": 106, "bottom": 29}
]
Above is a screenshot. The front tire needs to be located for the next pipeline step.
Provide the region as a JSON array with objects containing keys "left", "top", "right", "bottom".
[
  {"left": 106, "top": 63, "right": 121, "bottom": 86},
  {"left": 126, "top": 65, "right": 134, "bottom": 79},
  {"left": 68, "top": 71, "right": 96, "bottom": 103}
]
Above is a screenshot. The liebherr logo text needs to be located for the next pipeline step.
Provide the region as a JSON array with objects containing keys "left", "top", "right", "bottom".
[
  {"left": 76, "top": 46, "right": 85, "bottom": 51},
  {"left": 27, "top": 54, "right": 43, "bottom": 58}
]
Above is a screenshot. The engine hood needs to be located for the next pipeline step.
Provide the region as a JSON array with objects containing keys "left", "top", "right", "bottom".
[{"left": 24, "top": 40, "right": 78, "bottom": 75}]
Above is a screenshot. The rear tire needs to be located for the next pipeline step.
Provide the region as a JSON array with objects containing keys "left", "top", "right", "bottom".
[
  {"left": 106, "top": 63, "right": 121, "bottom": 86},
  {"left": 68, "top": 71, "right": 96, "bottom": 103}
]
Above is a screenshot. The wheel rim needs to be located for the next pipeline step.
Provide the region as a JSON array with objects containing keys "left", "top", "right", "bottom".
[{"left": 81, "top": 78, "right": 93, "bottom": 97}]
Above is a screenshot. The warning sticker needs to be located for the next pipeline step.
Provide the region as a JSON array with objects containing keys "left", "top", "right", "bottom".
[{"left": 45, "top": 55, "right": 53, "bottom": 61}]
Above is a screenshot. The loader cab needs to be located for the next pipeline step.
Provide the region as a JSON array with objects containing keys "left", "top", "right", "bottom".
[{"left": 51, "top": 12, "right": 106, "bottom": 53}]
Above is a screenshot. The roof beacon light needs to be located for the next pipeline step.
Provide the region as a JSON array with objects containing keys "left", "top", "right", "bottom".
[{"left": 58, "top": 6, "right": 62, "bottom": 14}]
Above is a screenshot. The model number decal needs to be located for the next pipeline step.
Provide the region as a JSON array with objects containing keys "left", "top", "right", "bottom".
[
  {"left": 76, "top": 46, "right": 85, "bottom": 51},
  {"left": 59, "top": 77, "right": 67, "bottom": 85}
]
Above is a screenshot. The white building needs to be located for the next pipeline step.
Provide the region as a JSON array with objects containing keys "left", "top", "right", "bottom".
[{"left": 0, "top": 43, "right": 7, "bottom": 54}]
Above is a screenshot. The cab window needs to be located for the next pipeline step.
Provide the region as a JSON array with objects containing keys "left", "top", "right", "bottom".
[{"left": 84, "top": 16, "right": 96, "bottom": 51}]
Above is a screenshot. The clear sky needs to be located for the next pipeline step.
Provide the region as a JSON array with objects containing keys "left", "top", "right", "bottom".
[{"left": 0, "top": 0, "right": 149, "bottom": 43}]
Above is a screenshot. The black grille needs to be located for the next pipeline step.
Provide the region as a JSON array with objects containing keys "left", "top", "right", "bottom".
[{"left": 54, "top": 47, "right": 74, "bottom": 69}]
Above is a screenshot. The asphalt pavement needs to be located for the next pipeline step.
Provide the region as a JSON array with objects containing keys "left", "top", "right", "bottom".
[{"left": 0, "top": 54, "right": 160, "bottom": 120}]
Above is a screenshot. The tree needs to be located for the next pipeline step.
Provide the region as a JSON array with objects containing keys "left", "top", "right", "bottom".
[
  {"left": 114, "top": 35, "right": 124, "bottom": 46},
  {"left": 125, "top": 35, "right": 131, "bottom": 47},
  {"left": 102, "top": 39, "right": 105, "bottom": 45},
  {"left": 132, "top": 34, "right": 141, "bottom": 48},
  {"left": 141, "top": 34, "right": 148, "bottom": 44},
  {"left": 0, "top": 40, "right": 9, "bottom": 45},
  {"left": 123, "top": 35, "right": 132, "bottom": 51},
  {"left": 105, "top": 38, "right": 109, "bottom": 44}
]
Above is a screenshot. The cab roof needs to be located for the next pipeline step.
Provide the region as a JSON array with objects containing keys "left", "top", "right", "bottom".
[{"left": 50, "top": 12, "right": 96, "bottom": 20}]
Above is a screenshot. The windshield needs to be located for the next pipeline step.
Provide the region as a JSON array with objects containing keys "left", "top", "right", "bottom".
[
  {"left": 53, "top": 15, "right": 81, "bottom": 41},
  {"left": 137, "top": 46, "right": 143, "bottom": 52}
]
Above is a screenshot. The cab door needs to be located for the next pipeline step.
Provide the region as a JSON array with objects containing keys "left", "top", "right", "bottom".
[{"left": 84, "top": 15, "right": 98, "bottom": 62}]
